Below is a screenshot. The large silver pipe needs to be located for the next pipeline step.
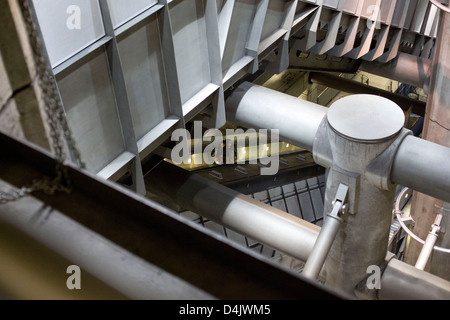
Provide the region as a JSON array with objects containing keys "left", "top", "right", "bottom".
[
  {"left": 226, "top": 82, "right": 328, "bottom": 152},
  {"left": 380, "top": 257, "right": 450, "bottom": 300},
  {"left": 391, "top": 135, "right": 450, "bottom": 203},
  {"left": 146, "top": 161, "right": 320, "bottom": 262},
  {"left": 359, "top": 52, "right": 432, "bottom": 92}
]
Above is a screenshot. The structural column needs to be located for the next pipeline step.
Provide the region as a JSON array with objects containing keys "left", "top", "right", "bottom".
[{"left": 313, "top": 94, "right": 407, "bottom": 295}]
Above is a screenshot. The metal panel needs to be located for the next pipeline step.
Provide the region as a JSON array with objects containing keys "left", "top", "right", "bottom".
[
  {"left": 107, "top": 0, "right": 158, "bottom": 28},
  {"left": 56, "top": 48, "right": 125, "bottom": 173},
  {"left": 32, "top": 0, "right": 105, "bottom": 67},
  {"left": 222, "top": 0, "right": 257, "bottom": 74},
  {"left": 323, "top": 0, "right": 340, "bottom": 9},
  {"left": 169, "top": 0, "right": 212, "bottom": 104},
  {"left": 260, "top": 0, "right": 287, "bottom": 40},
  {"left": 360, "top": 0, "right": 380, "bottom": 19},
  {"left": 117, "top": 16, "right": 171, "bottom": 141},
  {"left": 339, "top": 0, "right": 362, "bottom": 14}
]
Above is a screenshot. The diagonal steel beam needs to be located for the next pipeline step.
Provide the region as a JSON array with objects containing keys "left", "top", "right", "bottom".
[{"left": 0, "top": 132, "right": 344, "bottom": 300}]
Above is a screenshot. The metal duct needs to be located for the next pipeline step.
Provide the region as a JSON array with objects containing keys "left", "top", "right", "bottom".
[
  {"left": 225, "top": 81, "right": 328, "bottom": 152},
  {"left": 145, "top": 160, "right": 320, "bottom": 263},
  {"left": 359, "top": 52, "right": 432, "bottom": 92}
]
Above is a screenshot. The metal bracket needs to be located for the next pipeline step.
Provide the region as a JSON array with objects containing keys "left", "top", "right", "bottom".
[{"left": 329, "top": 183, "right": 349, "bottom": 220}]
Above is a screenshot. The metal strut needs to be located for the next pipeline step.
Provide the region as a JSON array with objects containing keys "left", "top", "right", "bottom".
[{"left": 302, "top": 184, "right": 349, "bottom": 280}]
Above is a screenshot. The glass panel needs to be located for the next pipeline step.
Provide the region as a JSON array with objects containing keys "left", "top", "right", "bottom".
[
  {"left": 32, "top": 0, "right": 105, "bottom": 67},
  {"left": 56, "top": 48, "right": 124, "bottom": 173}
]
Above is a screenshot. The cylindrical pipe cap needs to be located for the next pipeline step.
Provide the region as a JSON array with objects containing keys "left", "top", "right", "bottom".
[{"left": 327, "top": 95, "right": 405, "bottom": 143}]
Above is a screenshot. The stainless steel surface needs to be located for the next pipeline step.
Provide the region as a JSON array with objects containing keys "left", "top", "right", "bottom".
[
  {"left": 318, "top": 105, "right": 401, "bottom": 295},
  {"left": 326, "top": 94, "right": 405, "bottom": 142},
  {"left": 391, "top": 135, "right": 450, "bottom": 203},
  {"left": 225, "top": 81, "right": 328, "bottom": 151},
  {"left": 106, "top": 0, "right": 158, "bottom": 28},
  {"left": 380, "top": 257, "right": 450, "bottom": 300},
  {"left": 4, "top": 0, "right": 450, "bottom": 301},
  {"left": 146, "top": 160, "right": 321, "bottom": 263}
]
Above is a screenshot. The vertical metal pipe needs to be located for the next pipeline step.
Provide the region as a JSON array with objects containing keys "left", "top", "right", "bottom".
[
  {"left": 145, "top": 161, "right": 320, "bottom": 263},
  {"left": 415, "top": 214, "right": 442, "bottom": 270}
]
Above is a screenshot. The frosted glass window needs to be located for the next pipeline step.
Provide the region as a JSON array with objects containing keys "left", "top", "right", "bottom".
[
  {"left": 107, "top": 0, "right": 158, "bottom": 28},
  {"left": 117, "top": 16, "right": 171, "bottom": 140},
  {"left": 170, "top": 0, "right": 211, "bottom": 104},
  {"left": 32, "top": 0, "right": 105, "bottom": 67},
  {"left": 56, "top": 48, "right": 124, "bottom": 173}
]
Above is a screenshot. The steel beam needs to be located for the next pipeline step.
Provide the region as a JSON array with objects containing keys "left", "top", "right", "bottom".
[
  {"left": 145, "top": 160, "right": 321, "bottom": 263},
  {"left": 225, "top": 82, "right": 450, "bottom": 205},
  {"left": 0, "top": 132, "right": 342, "bottom": 300},
  {"left": 308, "top": 71, "right": 427, "bottom": 116},
  {"left": 391, "top": 135, "right": 450, "bottom": 204},
  {"left": 226, "top": 81, "right": 328, "bottom": 151},
  {"left": 359, "top": 52, "right": 432, "bottom": 91}
]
